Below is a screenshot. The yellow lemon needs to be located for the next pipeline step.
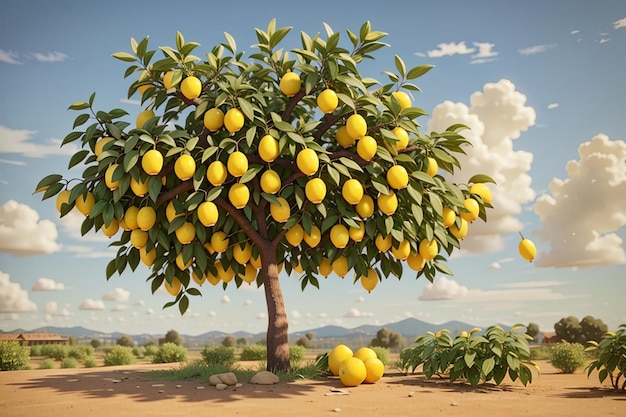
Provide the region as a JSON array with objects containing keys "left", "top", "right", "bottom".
[
  {"left": 360, "top": 269, "right": 379, "bottom": 293},
  {"left": 216, "top": 260, "right": 235, "bottom": 283},
  {"left": 141, "top": 149, "right": 163, "bottom": 176},
  {"left": 206, "top": 270, "right": 220, "bottom": 286},
  {"left": 180, "top": 75, "right": 202, "bottom": 99},
  {"left": 241, "top": 263, "right": 257, "bottom": 284},
  {"left": 210, "top": 231, "right": 229, "bottom": 253},
  {"left": 391, "top": 239, "right": 411, "bottom": 260},
  {"left": 339, "top": 357, "right": 367, "bottom": 387},
  {"left": 357, "top": 135, "right": 377, "bottom": 160},
  {"left": 342, "top": 179, "right": 364, "bottom": 205},
  {"left": 75, "top": 191, "right": 95, "bottom": 216},
  {"left": 197, "top": 201, "right": 219, "bottom": 227},
  {"left": 162, "top": 70, "right": 177, "bottom": 90},
  {"left": 353, "top": 347, "right": 377, "bottom": 363},
  {"left": 224, "top": 108, "right": 245, "bottom": 133},
  {"left": 377, "top": 191, "right": 398, "bottom": 215},
  {"left": 207, "top": 160, "right": 228, "bottom": 186},
  {"left": 459, "top": 198, "right": 479, "bottom": 222},
  {"left": 258, "top": 134, "right": 280, "bottom": 162},
  {"left": 426, "top": 157, "right": 438, "bottom": 177},
  {"left": 175, "top": 252, "right": 193, "bottom": 270},
  {"left": 136, "top": 206, "right": 157, "bottom": 231},
  {"left": 328, "top": 344, "right": 353, "bottom": 376},
  {"left": 228, "top": 183, "right": 250, "bottom": 209},
  {"left": 249, "top": 253, "right": 261, "bottom": 269},
  {"left": 330, "top": 224, "right": 349, "bottom": 248},
  {"left": 419, "top": 238, "right": 438, "bottom": 260},
  {"left": 123, "top": 206, "right": 139, "bottom": 230},
  {"left": 285, "top": 224, "right": 304, "bottom": 246},
  {"left": 233, "top": 242, "right": 252, "bottom": 265},
  {"left": 174, "top": 153, "right": 196, "bottom": 181},
  {"left": 442, "top": 207, "right": 456, "bottom": 228},
  {"left": 349, "top": 221, "right": 365, "bottom": 242},
  {"left": 319, "top": 257, "right": 332, "bottom": 276},
  {"left": 335, "top": 126, "right": 355, "bottom": 148},
  {"left": 375, "top": 234, "right": 392, "bottom": 252},
  {"left": 450, "top": 218, "right": 469, "bottom": 240},
  {"left": 392, "top": 91, "right": 412, "bottom": 109},
  {"left": 166, "top": 200, "right": 183, "bottom": 223},
  {"left": 305, "top": 177, "right": 326, "bottom": 204},
  {"left": 279, "top": 71, "right": 301, "bottom": 97},
  {"left": 203, "top": 108, "right": 225, "bottom": 131},
  {"left": 407, "top": 252, "right": 426, "bottom": 271},
  {"left": 227, "top": 151, "right": 248, "bottom": 177},
  {"left": 392, "top": 126, "right": 409, "bottom": 150},
  {"left": 469, "top": 183, "right": 493, "bottom": 204},
  {"left": 192, "top": 271, "right": 206, "bottom": 286},
  {"left": 139, "top": 246, "right": 157, "bottom": 267},
  {"left": 136, "top": 109, "right": 155, "bottom": 129},
  {"left": 317, "top": 88, "right": 338, "bottom": 114},
  {"left": 387, "top": 165, "right": 409, "bottom": 190},
  {"left": 175, "top": 221, "right": 195, "bottom": 244},
  {"left": 130, "top": 176, "right": 149, "bottom": 197},
  {"left": 94, "top": 136, "right": 114, "bottom": 157},
  {"left": 101, "top": 218, "right": 119, "bottom": 237},
  {"left": 164, "top": 277, "right": 182, "bottom": 296},
  {"left": 303, "top": 225, "right": 321, "bottom": 248},
  {"left": 260, "top": 169, "right": 281, "bottom": 194},
  {"left": 296, "top": 148, "right": 319, "bottom": 176},
  {"left": 332, "top": 256, "right": 349, "bottom": 277},
  {"left": 55, "top": 190, "right": 71, "bottom": 213},
  {"left": 270, "top": 197, "right": 290, "bottom": 223},
  {"left": 356, "top": 194, "right": 375, "bottom": 218},
  {"left": 363, "top": 357, "right": 385, "bottom": 384},
  {"left": 346, "top": 114, "right": 367, "bottom": 140},
  {"left": 518, "top": 237, "right": 537, "bottom": 262},
  {"left": 105, "top": 164, "right": 120, "bottom": 190}
]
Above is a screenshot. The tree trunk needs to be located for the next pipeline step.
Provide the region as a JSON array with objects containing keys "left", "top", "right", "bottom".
[{"left": 260, "top": 244, "right": 290, "bottom": 373}]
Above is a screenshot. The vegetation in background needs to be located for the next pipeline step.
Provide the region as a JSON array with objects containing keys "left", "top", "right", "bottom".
[
  {"left": 104, "top": 345, "right": 136, "bottom": 366},
  {"left": 549, "top": 341, "right": 586, "bottom": 373},
  {"left": 0, "top": 342, "right": 31, "bottom": 371},
  {"left": 555, "top": 316, "right": 608, "bottom": 343},
  {"left": 152, "top": 342, "right": 188, "bottom": 363}
]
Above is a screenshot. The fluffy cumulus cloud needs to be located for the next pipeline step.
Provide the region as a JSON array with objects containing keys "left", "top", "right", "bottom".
[
  {"left": 32, "top": 277, "right": 65, "bottom": 291},
  {"left": 614, "top": 17, "right": 626, "bottom": 30},
  {"left": 0, "top": 200, "right": 62, "bottom": 256},
  {"left": 343, "top": 308, "right": 374, "bottom": 318},
  {"left": 43, "top": 301, "right": 69, "bottom": 317},
  {"left": 0, "top": 125, "right": 78, "bottom": 158},
  {"left": 427, "top": 41, "right": 475, "bottom": 58},
  {"left": 419, "top": 277, "right": 469, "bottom": 300},
  {"left": 428, "top": 79, "right": 536, "bottom": 254},
  {"left": 0, "top": 271, "right": 37, "bottom": 312},
  {"left": 79, "top": 298, "right": 105, "bottom": 310},
  {"left": 533, "top": 134, "right": 626, "bottom": 267},
  {"left": 102, "top": 288, "right": 130, "bottom": 302}
]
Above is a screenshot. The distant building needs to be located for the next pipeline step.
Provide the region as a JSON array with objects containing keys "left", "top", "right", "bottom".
[{"left": 0, "top": 332, "right": 69, "bottom": 346}]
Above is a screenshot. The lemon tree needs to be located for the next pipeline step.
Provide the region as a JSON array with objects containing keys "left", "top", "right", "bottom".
[{"left": 35, "top": 20, "right": 493, "bottom": 372}]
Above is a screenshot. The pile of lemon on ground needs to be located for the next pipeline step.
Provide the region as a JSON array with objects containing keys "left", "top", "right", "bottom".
[{"left": 327, "top": 344, "right": 385, "bottom": 387}]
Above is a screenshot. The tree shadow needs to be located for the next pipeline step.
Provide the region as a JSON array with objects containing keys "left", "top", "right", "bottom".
[
  {"left": 383, "top": 371, "right": 520, "bottom": 394},
  {"left": 553, "top": 386, "right": 626, "bottom": 400}
]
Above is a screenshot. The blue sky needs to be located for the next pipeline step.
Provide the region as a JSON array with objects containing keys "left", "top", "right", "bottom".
[{"left": 1, "top": 0, "right": 625, "bottom": 337}]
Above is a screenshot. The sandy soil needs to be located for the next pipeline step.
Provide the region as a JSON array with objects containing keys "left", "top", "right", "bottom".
[{"left": 1, "top": 360, "right": 624, "bottom": 417}]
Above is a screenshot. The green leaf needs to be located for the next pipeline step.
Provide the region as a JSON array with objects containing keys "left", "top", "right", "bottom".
[
  {"left": 73, "top": 113, "right": 90, "bottom": 129},
  {"left": 406, "top": 64, "right": 434, "bottom": 80},
  {"left": 68, "top": 101, "right": 90, "bottom": 111},
  {"left": 112, "top": 52, "right": 137, "bottom": 62},
  {"left": 394, "top": 55, "right": 406, "bottom": 77},
  {"left": 468, "top": 174, "right": 496, "bottom": 184},
  {"left": 482, "top": 357, "right": 495, "bottom": 376},
  {"left": 178, "top": 295, "right": 189, "bottom": 315},
  {"left": 68, "top": 150, "right": 89, "bottom": 169}
]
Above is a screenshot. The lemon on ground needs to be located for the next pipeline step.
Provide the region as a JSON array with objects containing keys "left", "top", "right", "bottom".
[
  {"left": 442, "top": 207, "right": 456, "bottom": 228},
  {"left": 317, "top": 88, "right": 338, "bottom": 114},
  {"left": 203, "top": 108, "right": 225, "bottom": 131},
  {"left": 363, "top": 357, "right": 385, "bottom": 383},
  {"left": 233, "top": 242, "right": 252, "bottom": 264},
  {"left": 332, "top": 256, "right": 349, "bottom": 277},
  {"left": 130, "top": 176, "right": 149, "bottom": 197},
  {"left": 392, "top": 91, "right": 412, "bottom": 109},
  {"left": 349, "top": 221, "right": 365, "bottom": 242},
  {"left": 210, "top": 231, "right": 229, "bottom": 253},
  {"left": 353, "top": 347, "right": 377, "bottom": 363},
  {"left": 296, "top": 148, "right": 319, "bottom": 176},
  {"left": 162, "top": 70, "right": 176, "bottom": 90},
  {"left": 319, "top": 257, "right": 332, "bottom": 276},
  {"left": 303, "top": 225, "right": 321, "bottom": 248},
  {"left": 130, "top": 229, "right": 148, "bottom": 249},
  {"left": 136, "top": 206, "right": 157, "bottom": 231},
  {"left": 197, "top": 201, "right": 218, "bottom": 227},
  {"left": 139, "top": 246, "right": 157, "bottom": 267},
  {"left": 342, "top": 179, "right": 364, "bottom": 205},
  {"left": 450, "top": 218, "right": 469, "bottom": 240},
  {"left": 174, "top": 154, "right": 196, "bottom": 181},
  {"left": 241, "top": 263, "right": 257, "bottom": 284},
  {"left": 136, "top": 109, "right": 155, "bottom": 129},
  {"left": 105, "top": 164, "right": 120, "bottom": 190},
  {"left": 392, "top": 127, "right": 409, "bottom": 150},
  {"left": 377, "top": 191, "right": 398, "bottom": 215},
  {"left": 330, "top": 224, "right": 349, "bottom": 248},
  {"left": 180, "top": 75, "right": 202, "bottom": 99},
  {"left": 123, "top": 206, "right": 139, "bottom": 230},
  {"left": 175, "top": 252, "right": 193, "bottom": 270},
  {"left": 375, "top": 234, "right": 392, "bottom": 252},
  {"left": 279, "top": 71, "right": 301, "bottom": 97},
  {"left": 357, "top": 135, "right": 377, "bottom": 160},
  {"left": 164, "top": 277, "right": 182, "bottom": 296},
  {"left": 285, "top": 224, "right": 304, "bottom": 246},
  {"left": 141, "top": 149, "right": 163, "bottom": 176},
  {"left": 258, "top": 134, "right": 280, "bottom": 162},
  {"left": 346, "top": 114, "right": 367, "bottom": 140},
  {"left": 228, "top": 183, "right": 250, "bottom": 209},
  {"left": 227, "top": 151, "right": 248, "bottom": 177},
  {"left": 260, "top": 169, "right": 281, "bottom": 194},
  {"left": 224, "top": 108, "right": 245, "bottom": 133},
  {"left": 101, "top": 219, "right": 119, "bottom": 237},
  {"left": 459, "top": 198, "right": 479, "bottom": 222},
  {"left": 407, "top": 252, "right": 426, "bottom": 271},
  {"left": 356, "top": 195, "right": 375, "bottom": 218},
  {"left": 207, "top": 160, "right": 228, "bottom": 186},
  {"left": 335, "top": 126, "right": 355, "bottom": 148},
  {"left": 339, "top": 357, "right": 367, "bottom": 387},
  {"left": 387, "top": 165, "right": 409, "bottom": 190},
  {"left": 94, "top": 136, "right": 114, "bottom": 157},
  {"left": 426, "top": 157, "right": 438, "bottom": 177},
  {"left": 75, "top": 191, "right": 95, "bottom": 216},
  {"left": 270, "top": 197, "right": 290, "bottom": 223},
  {"left": 305, "top": 177, "right": 326, "bottom": 203},
  {"left": 518, "top": 236, "right": 537, "bottom": 262},
  {"left": 419, "top": 238, "right": 439, "bottom": 260},
  {"left": 391, "top": 239, "right": 411, "bottom": 260},
  {"left": 216, "top": 260, "right": 235, "bottom": 283},
  {"left": 328, "top": 344, "right": 353, "bottom": 376},
  {"left": 175, "top": 221, "right": 195, "bottom": 244},
  {"left": 360, "top": 268, "right": 379, "bottom": 293},
  {"left": 469, "top": 183, "right": 493, "bottom": 204}
]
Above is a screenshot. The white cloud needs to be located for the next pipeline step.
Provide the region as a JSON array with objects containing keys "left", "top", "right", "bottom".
[
  {"left": 343, "top": 308, "right": 374, "bottom": 318},
  {"left": 0, "top": 158, "right": 26, "bottom": 166},
  {"left": 243, "top": 299, "right": 252, "bottom": 306},
  {"left": 43, "top": 301, "right": 69, "bottom": 317},
  {"left": 146, "top": 308, "right": 154, "bottom": 316},
  {"left": 32, "top": 277, "right": 65, "bottom": 291},
  {"left": 419, "top": 277, "right": 469, "bottom": 300},
  {"left": 548, "top": 103, "right": 559, "bottom": 110},
  {"left": 518, "top": 44, "right": 557, "bottom": 56},
  {"left": 31, "top": 51, "right": 69, "bottom": 63},
  {"left": 489, "top": 262, "right": 501, "bottom": 269},
  {"left": 111, "top": 305, "right": 127, "bottom": 312},
  {"left": 134, "top": 300, "right": 145, "bottom": 307},
  {"left": 221, "top": 295, "right": 230, "bottom": 304},
  {"left": 102, "top": 288, "right": 130, "bottom": 302},
  {"left": 257, "top": 312, "right": 267, "bottom": 320},
  {"left": 79, "top": 298, "right": 105, "bottom": 310},
  {"left": 428, "top": 79, "right": 536, "bottom": 254},
  {"left": 427, "top": 41, "right": 475, "bottom": 58},
  {"left": 0, "top": 271, "right": 38, "bottom": 312},
  {"left": 497, "top": 280, "right": 566, "bottom": 289},
  {"left": 470, "top": 42, "right": 498, "bottom": 64},
  {"left": 0, "top": 200, "right": 62, "bottom": 256},
  {"left": 533, "top": 134, "right": 626, "bottom": 268},
  {"left": 613, "top": 18, "right": 626, "bottom": 30},
  {"left": 0, "top": 125, "right": 78, "bottom": 158},
  {"left": 208, "top": 311, "right": 216, "bottom": 317},
  {"left": 291, "top": 310, "right": 301, "bottom": 318},
  {"left": 355, "top": 296, "right": 364, "bottom": 303},
  {"left": 0, "top": 49, "right": 22, "bottom": 64},
  {"left": 570, "top": 30, "right": 580, "bottom": 35},
  {"left": 599, "top": 38, "right": 611, "bottom": 44}
]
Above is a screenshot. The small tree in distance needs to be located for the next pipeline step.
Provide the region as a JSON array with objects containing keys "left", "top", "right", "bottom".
[
  {"left": 371, "top": 327, "right": 406, "bottom": 351},
  {"left": 116, "top": 334, "right": 135, "bottom": 347},
  {"left": 36, "top": 20, "right": 493, "bottom": 372},
  {"left": 222, "top": 335, "right": 237, "bottom": 348},
  {"left": 159, "top": 329, "right": 183, "bottom": 346}
]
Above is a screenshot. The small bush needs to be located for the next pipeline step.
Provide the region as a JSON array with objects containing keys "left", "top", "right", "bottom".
[
  {"left": 153, "top": 343, "right": 188, "bottom": 363},
  {"left": 0, "top": 341, "right": 31, "bottom": 371},
  {"left": 240, "top": 345, "right": 266, "bottom": 361},
  {"left": 289, "top": 345, "right": 306, "bottom": 365},
  {"left": 84, "top": 356, "right": 97, "bottom": 368},
  {"left": 40, "top": 344, "right": 67, "bottom": 361},
  {"left": 201, "top": 346, "right": 236, "bottom": 367},
  {"left": 549, "top": 341, "right": 586, "bottom": 373},
  {"left": 530, "top": 346, "right": 552, "bottom": 360},
  {"left": 29, "top": 345, "right": 43, "bottom": 357},
  {"left": 104, "top": 346, "right": 135, "bottom": 366},
  {"left": 585, "top": 323, "right": 626, "bottom": 391},
  {"left": 132, "top": 346, "right": 145, "bottom": 358},
  {"left": 61, "top": 357, "right": 78, "bottom": 368},
  {"left": 40, "top": 358, "right": 55, "bottom": 369},
  {"left": 369, "top": 346, "right": 390, "bottom": 365},
  {"left": 143, "top": 344, "right": 159, "bottom": 357},
  {"left": 67, "top": 345, "right": 94, "bottom": 360}
]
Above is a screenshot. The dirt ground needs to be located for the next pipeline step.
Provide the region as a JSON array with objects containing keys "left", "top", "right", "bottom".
[{"left": 1, "top": 360, "right": 624, "bottom": 417}]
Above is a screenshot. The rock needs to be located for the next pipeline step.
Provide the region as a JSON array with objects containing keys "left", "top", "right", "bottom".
[
  {"left": 333, "top": 408, "right": 342, "bottom": 413},
  {"left": 195, "top": 386, "right": 205, "bottom": 390},
  {"left": 235, "top": 383, "right": 243, "bottom": 388},
  {"left": 408, "top": 391, "right": 415, "bottom": 397},
  {"left": 450, "top": 401, "right": 459, "bottom": 406},
  {"left": 250, "top": 370, "right": 280, "bottom": 385},
  {"left": 209, "top": 372, "right": 238, "bottom": 386},
  {"left": 216, "top": 383, "right": 228, "bottom": 391}
]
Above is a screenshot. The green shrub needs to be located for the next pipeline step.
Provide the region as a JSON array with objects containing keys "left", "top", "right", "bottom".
[
  {"left": 201, "top": 346, "right": 236, "bottom": 367},
  {"left": 67, "top": 345, "right": 94, "bottom": 360},
  {"left": 585, "top": 323, "right": 626, "bottom": 391},
  {"left": 400, "top": 325, "right": 538, "bottom": 387},
  {"left": 29, "top": 345, "right": 43, "bottom": 357},
  {"left": 240, "top": 345, "right": 266, "bottom": 361},
  {"left": 289, "top": 345, "right": 306, "bottom": 365},
  {"left": 0, "top": 341, "right": 31, "bottom": 371},
  {"left": 132, "top": 346, "right": 145, "bottom": 358},
  {"left": 152, "top": 343, "right": 188, "bottom": 363},
  {"left": 143, "top": 344, "right": 159, "bottom": 357},
  {"left": 370, "top": 346, "right": 390, "bottom": 365},
  {"left": 40, "top": 344, "right": 67, "bottom": 361},
  {"left": 61, "top": 357, "right": 78, "bottom": 368},
  {"left": 549, "top": 341, "right": 586, "bottom": 373},
  {"left": 40, "top": 358, "right": 55, "bottom": 369},
  {"left": 84, "top": 356, "right": 97, "bottom": 368},
  {"left": 104, "top": 346, "right": 135, "bottom": 366},
  {"left": 530, "top": 345, "right": 552, "bottom": 360}
]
